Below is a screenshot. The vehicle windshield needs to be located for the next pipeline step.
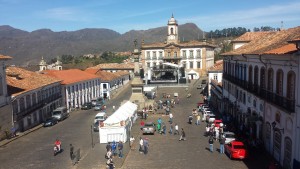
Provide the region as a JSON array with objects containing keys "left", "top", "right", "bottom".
[
  {"left": 233, "top": 145, "right": 245, "bottom": 149},
  {"left": 53, "top": 111, "right": 61, "bottom": 115},
  {"left": 145, "top": 123, "right": 154, "bottom": 127},
  {"left": 95, "top": 116, "right": 104, "bottom": 120},
  {"left": 226, "top": 134, "right": 235, "bottom": 138}
]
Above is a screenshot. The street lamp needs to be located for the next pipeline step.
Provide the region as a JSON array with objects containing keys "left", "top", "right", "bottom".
[{"left": 271, "top": 121, "right": 284, "bottom": 134}]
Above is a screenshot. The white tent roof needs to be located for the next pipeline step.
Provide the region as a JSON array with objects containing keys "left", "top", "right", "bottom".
[
  {"left": 162, "top": 62, "right": 182, "bottom": 68},
  {"left": 104, "top": 101, "right": 137, "bottom": 125}
]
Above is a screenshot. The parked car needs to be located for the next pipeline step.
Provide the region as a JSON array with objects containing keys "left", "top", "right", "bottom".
[
  {"left": 206, "top": 113, "right": 216, "bottom": 123},
  {"left": 93, "top": 121, "right": 100, "bottom": 132},
  {"left": 223, "top": 132, "right": 236, "bottom": 144},
  {"left": 142, "top": 122, "right": 156, "bottom": 135},
  {"left": 94, "top": 103, "right": 103, "bottom": 111},
  {"left": 52, "top": 107, "right": 69, "bottom": 121},
  {"left": 94, "top": 112, "right": 107, "bottom": 123},
  {"left": 81, "top": 102, "right": 93, "bottom": 110},
  {"left": 43, "top": 117, "right": 58, "bottom": 127},
  {"left": 201, "top": 79, "right": 207, "bottom": 84},
  {"left": 213, "top": 119, "right": 223, "bottom": 128},
  {"left": 225, "top": 141, "right": 247, "bottom": 160},
  {"left": 197, "top": 84, "right": 204, "bottom": 89}
]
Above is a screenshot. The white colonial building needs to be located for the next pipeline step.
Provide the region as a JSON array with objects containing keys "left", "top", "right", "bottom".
[
  {"left": 44, "top": 69, "right": 101, "bottom": 111},
  {"left": 222, "top": 27, "right": 300, "bottom": 169},
  {"left": 141, "top": 15, "right": 215, "bottom": 81}
]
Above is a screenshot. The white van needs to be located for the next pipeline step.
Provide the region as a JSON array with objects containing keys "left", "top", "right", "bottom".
[
  {"left": 52, "top": 107, "right": 68, "bottom": 121},
  {"left": 94, "top": 112, "right": 107, "bottom": 123}
]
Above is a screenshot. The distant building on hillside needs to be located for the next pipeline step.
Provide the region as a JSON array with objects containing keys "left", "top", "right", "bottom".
[{"left": 39, "top": 57, "right": 62, "bottom": 71}]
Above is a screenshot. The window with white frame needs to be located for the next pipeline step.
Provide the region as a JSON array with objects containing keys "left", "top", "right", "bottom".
[
  {"left": 213, "top": 74, "right": 218, "bottom": 80},
  {"left": 190, "top": 50, "right": 194, "bottom": 58},
  {"left": 183, "top": 50, "right": 186, "bottom": 57},
  {"left": 197, "top": 50, "right": 201, "bottom": 57}
]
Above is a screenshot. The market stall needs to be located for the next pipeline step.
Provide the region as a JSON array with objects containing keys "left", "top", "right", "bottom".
[{"left": 99, "top": 101, "right": 138, "bottom": 143}]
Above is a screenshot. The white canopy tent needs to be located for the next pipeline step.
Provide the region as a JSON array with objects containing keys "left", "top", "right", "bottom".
[{"left": 99, "top": 101, "right": 138, "bottom": 143}]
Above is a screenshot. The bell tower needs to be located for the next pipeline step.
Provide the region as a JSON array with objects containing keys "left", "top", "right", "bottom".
[{"left": 167, "top": 14, "right": 178, "bottom": 44}]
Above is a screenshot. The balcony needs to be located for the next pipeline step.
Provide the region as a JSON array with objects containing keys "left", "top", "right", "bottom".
[
  {"left": 223, "top": 73, "right": 295, "bottom": 113},
  {"left": 16, "top": 93, "right": 62, "bottom": 120}
]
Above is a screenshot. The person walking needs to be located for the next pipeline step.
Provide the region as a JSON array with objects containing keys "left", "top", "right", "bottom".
[
  {"left": 209, "top": 136, "right": 214, "bottom": 152},
  {"left": 130, "top": 136, "right": 135, "bottom": 150},
  {"left": 219, "top": 136, "right": 225, "bottom": 154},
  {"left": 162, "top": 124, "right": 166, "bottom": 135},
  {"left": 174, "top": 124, "right": 179, "bottom": 135},
  {"left": 157, "top": 123, "right": 161, "bottom": 133},
  {"left": 169, "top": 113, "right": 173, "bottom": 124},
  {"left": 106, "top": 143, "right": 111, "bottom": 152},
  {"left": 118, "top": 141, "right": 123, "bottom": 158},
  {"left": 111, "top": 141, "right": 117, "bottom": 156},
  {"left": 169, "top": 124, "right": 173, "bottom": 134},
  {"left": 70, "top": 144, "right": 74, "bottom": 160},
  {"left": 143, "top": 138, "right": 149, "bottom": 155},
  {"left": 139, "top": 137, "right": 144, "bottom": 153},
  {"left": 196, "top": 114, "right": 201, "bottom": 125},
  {"left": 179, "top": 128, "right": 186, "bottom": 141}
]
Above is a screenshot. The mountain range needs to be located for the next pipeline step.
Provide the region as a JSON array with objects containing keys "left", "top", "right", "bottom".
[{"left": 0, "top": 23, "right": 205, "bottom": 66}]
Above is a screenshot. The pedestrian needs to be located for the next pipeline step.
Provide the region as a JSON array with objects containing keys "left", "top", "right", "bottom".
[
  {"left": 188, "top": 114, "right": 193, "bottom": 124},
  {"left": 157, "top": 118, "right": 162, "bottom": 125},
  {"left": 157, "top": 123, "right": 161, "bottom": 133},
  {"left": 162, "top": 124, "right": 166, "bottom": 135},
  {"left": 179, "top": 128, "right": 186, "bottom": 141},
  {"left": 169, "top": 113, "right": 173, "bottom": 124},
  {"left": 208, "top": 136, "right": 214, "bottom": 152},
  {"left": 205, "top": 125, "right": 210, "bottom": 136},
  {"left": 130, "top": 136, "right": 135, "bottom": 150},
  {"left": 118, "top": 141, "right": 123, "bottom": 158},
  {"left": 11, "top": 126, "right": 16, "bottom": 137},
  {"left": 111, "top": 141, "right": 117, "bottom": 156},
  {"left": 174, "top": 124, "right": 179, "bottom": 135},
  {"left": 139, "top": 137, "right": 144, "bottom": 153},
  {"left": 106, "top": 143, "right": 111, "bottom": 152},
  {"left": 196, "top": 114, "right": 201, "bottom": 125},
  {"left": 105, "top": 150, "right": 112, "bottom": 159},
  {"left": 140, "top": 120, "right": 145, "bottom": 130},
  {"left": 169, "top": 124, "right": 173, "bottom": 134},
  {"left": 70, "top": 144, "right": 74, "bottom": 160},
  {"left": 219, "top": 136, "right": 225, "bottom": 154},
  {"left": 113, "top": 105, "right": 115, "bottom": 111},
  {"left": 106, "top": 156, "right": 115, "bottom": 169},
  {"left": 143, "top": 138, "right": 149, "bottom": 155}
]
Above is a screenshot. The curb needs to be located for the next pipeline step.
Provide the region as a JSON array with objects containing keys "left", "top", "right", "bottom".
[{"left": 0, "top": 124, "right": 43, "bottom": 148}]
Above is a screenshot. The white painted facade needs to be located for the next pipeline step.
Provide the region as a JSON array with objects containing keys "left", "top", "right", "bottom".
[{"left": 207, "top": 71, "right": 223, "bottom": 96}]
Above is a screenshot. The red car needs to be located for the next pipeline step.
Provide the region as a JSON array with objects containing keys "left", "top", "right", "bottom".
[
  {"left": 213, "top": 119, "right": 223, "bottom": 128},
  {"left": 225, "top": 141, "right": 247, "bottom": 160}
]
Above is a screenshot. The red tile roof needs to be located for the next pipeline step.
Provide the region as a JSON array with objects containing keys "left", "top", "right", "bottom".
[
  {"left": 43, "top": 69, "right": 99, "bottom": 85},
  {"left": 89, "top": 63, "right": 134, "bottom": 70},
  {"left": 6, "top": 66, "right": 61, "bottom": 96},
  {"left": 223, "top": 27, "right": 300, "bottom": 56},
  {"left": 232, "top": 32, "right": 275, "bottom": 42},
  {"left": 264, "top": 44, "right": 297, "bottom": 54},
  {"left": 84, "top": 69, "right": 119, "bottom": 81},
  {"left": 208, "top": 60, "right": 223, "bottom": 71},
  {"left": 0, "top": 54, "right": 12, "bottom": 60}
]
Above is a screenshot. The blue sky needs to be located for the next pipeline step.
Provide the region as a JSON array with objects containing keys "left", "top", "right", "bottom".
[{"left": 1, "top": 0, "right": 300, "bottom": 33}]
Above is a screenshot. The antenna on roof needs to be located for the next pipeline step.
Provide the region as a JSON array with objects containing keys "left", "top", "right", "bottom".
[{"left": 281, "top": 21, "right": 284, "bottom": 31}]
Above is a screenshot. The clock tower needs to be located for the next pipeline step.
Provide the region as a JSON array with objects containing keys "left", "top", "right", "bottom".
[{"left": 167, "top": 14, "right": 178, "bottom": 44}]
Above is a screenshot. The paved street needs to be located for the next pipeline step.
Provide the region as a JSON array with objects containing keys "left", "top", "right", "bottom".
[
  {"left": 0, "top": 84, "right": 131, "bottom": 169},
  {"left": 0, "top": 80, "right": 273, "bottom": 169}
]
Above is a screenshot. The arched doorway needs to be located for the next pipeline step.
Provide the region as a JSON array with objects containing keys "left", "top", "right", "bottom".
[
  {"left": 273, "top": 129, "right": 282, "bottom": 162},
  {"left": 265, "top": 122, "right": 271, "bottom": 153},
  {"left": 283, "top": 137, "right": 292, "bottom": 169}
]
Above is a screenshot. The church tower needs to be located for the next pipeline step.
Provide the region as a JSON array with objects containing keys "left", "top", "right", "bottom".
[
  {"left": 39, "top": 57, "right": 47, "bottom": 71},
  {"left": 167, "top": 14, "right": 178, "bottom": 44}
]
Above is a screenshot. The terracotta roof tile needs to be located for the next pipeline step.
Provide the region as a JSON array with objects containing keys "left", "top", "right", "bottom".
[
  {"left": 6, "top": 66, "right": 61, "bottom": 96},
  {"left": 113, "top": 71, "right": 130, "bottom": 76},
  {"left": 264, "top": 44, "right": 297, "bottom": 54},
  {"left": 89, "top": 63, "right": 134, "bottom": 70},
  {"left": 208, "top": 60, "right": 223, "bottom": 71},
  {"left": 43, "top": 69, "right": 99, "bottom": 85},
  {"left": 223, "top": 26, "right": 300, "bottom": 56},
  {"left": 232, "top": 32, "right": 275, "bottom": 42},
  {"left": 84, "top": 69, "right": 119, "bottom": 81},
  {"left": 0, "top": 54, "right": 12, "bottom": 60}
]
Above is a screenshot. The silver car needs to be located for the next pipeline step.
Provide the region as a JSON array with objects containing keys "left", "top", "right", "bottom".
[
  {"left": 223, "top": 132, "right": 236, "bottom": 144},
  {"left": 142, "top": 122, "right": 156, "bottom": 135}
]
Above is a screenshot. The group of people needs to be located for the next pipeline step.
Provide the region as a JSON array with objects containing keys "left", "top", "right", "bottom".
[{"left": 105, "top": 141, "right": 124, "bottom": 169}]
